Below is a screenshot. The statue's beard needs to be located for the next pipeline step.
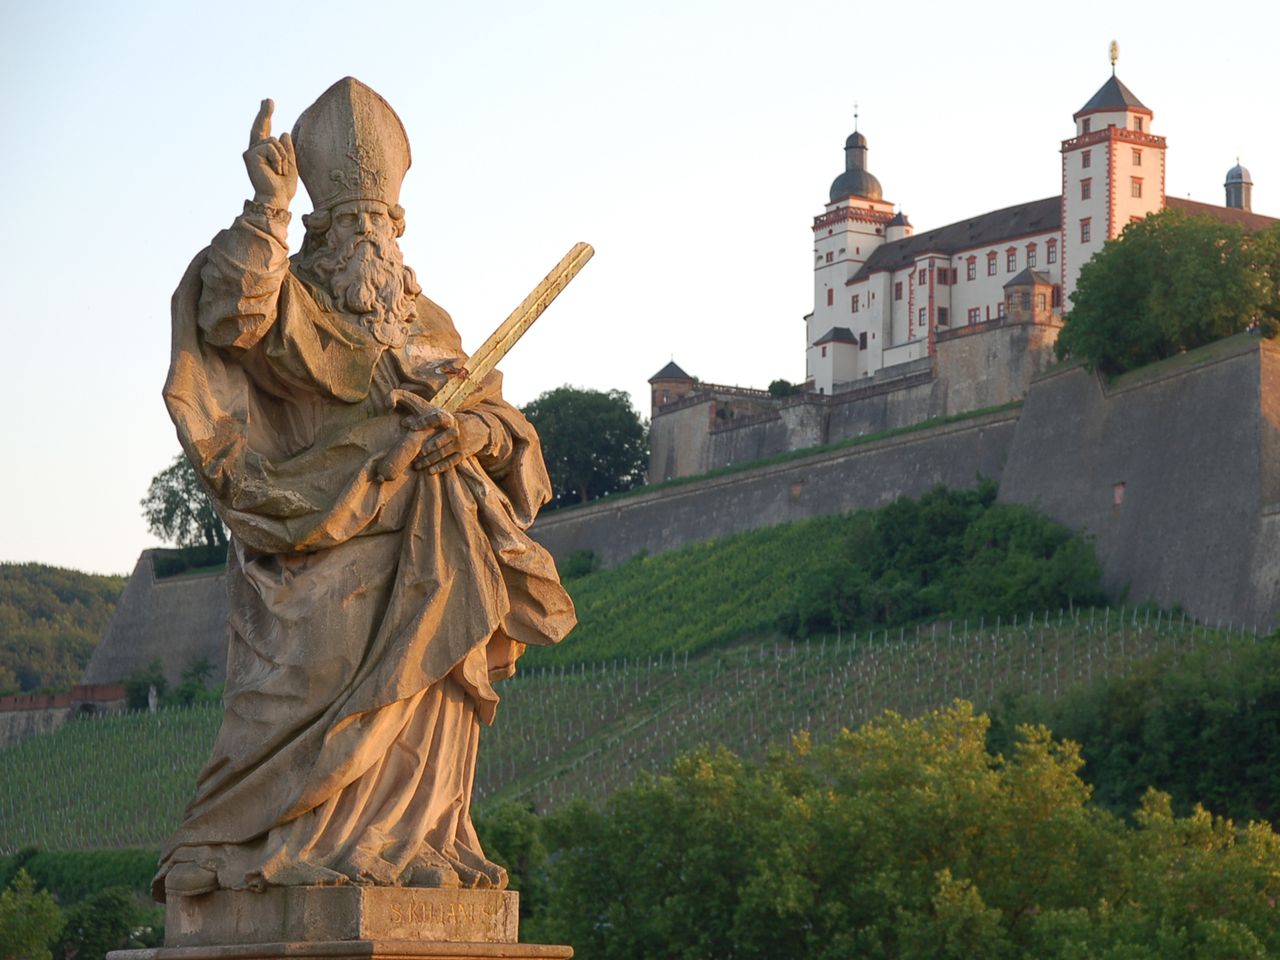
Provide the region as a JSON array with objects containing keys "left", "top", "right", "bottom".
[{"left": 300, "top": 232, "right": 421, "bottom": 346}]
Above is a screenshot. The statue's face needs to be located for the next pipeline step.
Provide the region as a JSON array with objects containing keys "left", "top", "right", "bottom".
[{"left": 330, "top": 199, "right": 393, "bottom": 244}]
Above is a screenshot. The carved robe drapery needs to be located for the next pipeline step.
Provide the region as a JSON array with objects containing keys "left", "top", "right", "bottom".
[{"left": 154, "top": 205, "right": 575, "bottom": 898}]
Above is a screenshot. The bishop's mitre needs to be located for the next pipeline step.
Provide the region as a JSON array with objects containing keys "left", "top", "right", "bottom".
[{"left": 292, "top": 77, "right": 411, "bottom": 212}]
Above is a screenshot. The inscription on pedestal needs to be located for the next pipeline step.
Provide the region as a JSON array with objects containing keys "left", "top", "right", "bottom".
[
  {"left": 165, "top": 885, "right": 519, "bottom": 947},
  {"left": 380, "top": 888, "right": 515, "bottom": 942}
]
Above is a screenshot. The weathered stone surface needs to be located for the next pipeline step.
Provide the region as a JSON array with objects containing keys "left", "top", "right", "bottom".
[
  {"left": 165, "top": 888, "right": 519, "bottom": 947},
  {"left": 108, "top": 942, "right": 571, "bottom": 960},
  {"left": 84, "top": 551, "right": 229, "bottom": 687},
  {"left": 153, "top": 77, "right": 577, "bottom": 904},
  {"left": 999, "top": 334, "right": 1280, "bottom": 631},
  {"left": 536, "top": 407, "right": 1020, "bottom": 568}
]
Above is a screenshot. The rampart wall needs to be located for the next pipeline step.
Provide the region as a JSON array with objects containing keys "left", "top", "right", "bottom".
[
  {"left": 84, "top": 551, "right": 230, "bottom": 687},
  {"left": 533, "top": 409, "right": 1020, "bottom": 568},
  {"left": 999, "top": 334, "right": 1280, "bottom": 630},
  {"left": 0, "top": 684, "right": 127, "bottom": 750},
  {"left": 84, "top": 334, "right": 1280, "bottom": 689},
  {"left": 650, "top": 321, "right": 1059, "bottom": 482}
]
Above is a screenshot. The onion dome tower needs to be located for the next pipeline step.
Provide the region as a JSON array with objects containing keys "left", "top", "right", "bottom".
[
  {"left": 808, "top": 107, "right": 896, "bottom": 388},
  {"left": 829, "top": 131, "right": 884, "bottom": 203},
  {"left": 1225, "top": 161, "right": 1253, "bottom": 211}
]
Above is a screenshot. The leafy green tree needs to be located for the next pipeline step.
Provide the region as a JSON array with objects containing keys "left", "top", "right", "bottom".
[
  {"left": 54, "top": 887, "right": 162, "bottom": 960},
  {"left": 528, "top": 703, "right": 1280, "bottom": 959},
  {"left": 989, "top": 638, "right": 1280, "bottom": 828},
  {"left": 0, "top": 869, "right": 64, "bottom": 960},
  {"left": 767, "top": 378, "right": 802, "bottom": 398},
  {"left": 123, "top": 660, "right": 167, "bottom": 712},
  {"left": 140, "top": 454, "right": 227, "bottom": 549},
  {"left": 171, "top": 656, "right": 218, "bottom": 707},
  {"left": 782, "top": 484, "right": 1105, "bottom": 638},
  {"left": 521, "top": 387, "right": 648, "bottom": 507},
  {"left": 0, "top": 564, "right": 125, "bottom": 692},
  {"left": 1056, "top": 210, "right": 1280, "bottom": 374}
]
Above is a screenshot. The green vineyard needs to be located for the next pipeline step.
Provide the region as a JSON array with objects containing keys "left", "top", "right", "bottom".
[{"left": 0, "top": 609, "right": 1260, "bottom": 852}]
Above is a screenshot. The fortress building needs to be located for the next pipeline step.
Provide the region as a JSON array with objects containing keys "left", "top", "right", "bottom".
[{"left": 648, "top": 59, "right": 1273, "bottom": 482}]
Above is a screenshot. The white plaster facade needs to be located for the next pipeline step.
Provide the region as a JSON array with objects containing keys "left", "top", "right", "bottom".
[{"left": 807, "top": 71, "right": 1174, "bottom": 395}]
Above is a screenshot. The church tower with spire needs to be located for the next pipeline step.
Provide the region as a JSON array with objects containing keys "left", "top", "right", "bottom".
[
  {"left": 1061, "top": 44, "right": 1167, "bottom": 303},
  {"left": 807, "top": 113, "right": 896, "bottom": 389}
]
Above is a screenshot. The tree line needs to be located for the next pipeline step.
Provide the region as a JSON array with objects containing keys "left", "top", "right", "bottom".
[
  {"left": 0, "top": 565, "right": 126, "bottom": 695},
  {"left": 479, "top": 701, "right": 1280, "bottom": 959}
]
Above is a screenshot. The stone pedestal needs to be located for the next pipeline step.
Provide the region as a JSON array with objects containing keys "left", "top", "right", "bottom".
[
  {"left": 108, "top": 945, "right": 572, "bottom": 960},
  {"left": 107, "top": 887, "right": 572, "bottom": 960}
]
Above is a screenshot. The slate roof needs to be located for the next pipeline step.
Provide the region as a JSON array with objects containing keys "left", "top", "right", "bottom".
[
  {"left": 650, "top": 361, "right": 693, "bottom": 381},
  {"left": 813, "top": 326, "right": 858, "bottom": 347},
  {"left": 849, "top": 196, "right": 1061, "bottom": 284},
  {"left": 1076, "top": 75, "right": 1149, "bottom": 116},
  {"left": 1166, "top": 196, "right": 1277, "bottom": 232},
  {"left": 1003, "top": 269, "right": 1054, "bottom": 289}
]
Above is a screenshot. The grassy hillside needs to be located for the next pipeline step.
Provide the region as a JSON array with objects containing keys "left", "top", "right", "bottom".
[
  {"left": 0, "top": 609, "right": 1258, "bottom": 853},
  {"left": 523, "top": 482, "right": 1104, "bottom": 668},
  {"left": 0, "top": 563, "right": 126, "bottom": 693}
]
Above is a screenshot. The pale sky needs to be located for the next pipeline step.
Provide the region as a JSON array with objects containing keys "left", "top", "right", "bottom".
[{"left": 2, "top": 0, "right": 1277, "bottom": 575}]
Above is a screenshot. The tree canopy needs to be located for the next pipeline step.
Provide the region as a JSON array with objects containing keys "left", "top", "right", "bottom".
[
  {"left": 1055, "top": 209, "right": 1280, "bottom": 374},
  {"left": 520, "top": 386, "right": 648, "bottom": 507},
  {"left": 140, "top": 455, "right": 227, "bottom": 549},
  {"left": 485, "top": 703, "right": 1280, "bottom": 959},
  {"left": 0, "top": 564, "right": 125, "bottom": 693},
  {"left": 779, "top": 483, "right": 1105, "bottom": 638}
]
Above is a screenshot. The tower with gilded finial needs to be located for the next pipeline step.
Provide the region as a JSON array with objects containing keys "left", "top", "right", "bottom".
[
  {"left": 808, "top": 105, "right": 896, "bottom": 389},
  {"left": 1060, "top": 41, "right": 1167, "bottom": 302}
]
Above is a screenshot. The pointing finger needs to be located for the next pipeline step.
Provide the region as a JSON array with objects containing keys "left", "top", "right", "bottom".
[{"left": 250, "top": 98, "right": 274, "bottom": 147}]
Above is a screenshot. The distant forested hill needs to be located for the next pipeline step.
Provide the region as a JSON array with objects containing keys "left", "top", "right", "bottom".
[{"left": 0, "top": 564, "right": 127, "bottom": 693}]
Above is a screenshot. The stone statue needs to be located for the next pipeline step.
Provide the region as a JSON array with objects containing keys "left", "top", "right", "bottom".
[{"left": 155, "top": 78, "right": 577, "bottom": 902}]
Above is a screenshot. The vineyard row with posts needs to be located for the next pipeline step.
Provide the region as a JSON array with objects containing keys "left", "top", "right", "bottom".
[{"left": 0, "top": 608, "right": 1262, "bottom": 852}]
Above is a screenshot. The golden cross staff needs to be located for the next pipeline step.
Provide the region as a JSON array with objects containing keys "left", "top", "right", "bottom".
[{"left": 377, "top": 242, "right": 595, "bottom": 481}]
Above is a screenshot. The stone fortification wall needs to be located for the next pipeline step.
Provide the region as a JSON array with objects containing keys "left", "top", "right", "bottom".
[
  {"left": 0, "top": 708, "right": 68, "bottom": 748},
  {"left": 87, "top": 336, "right": 1280, "bottom": 690},
  {"left": 0, "top": 685, "right": 127, "bottom": 750},
  {"left": 649, "top": 397, "right": 716, "bottom": 481},
  {"left": 998, "top": 335, "right": 1280, "bottom": 630},
  {"left": 533, "top": 408, "right": 1020, "bottom": 568},
  {"left": 651, "top": 323, "right": 1055, "bottom": 483},
  {"left": 703, "top": 412, "right": 793, "bottom": 471},
  {"left": 935, "top": 320, "right": 1060, "bottom": 415},
  {"left": 824, "top": 373, "right": 942, "bottom": 442},
  {"left": 83, "top": 551, "right": 230, "bottom": 686}
]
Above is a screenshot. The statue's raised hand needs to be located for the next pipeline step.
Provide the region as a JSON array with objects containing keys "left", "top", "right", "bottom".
[{"left": 243, "top": 99, "right": 297, "bottom": 210}]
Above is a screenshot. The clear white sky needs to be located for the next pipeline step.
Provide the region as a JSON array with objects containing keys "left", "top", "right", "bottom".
[{"left": 2, "top": 0, "right": 1276, "bottom": 575}]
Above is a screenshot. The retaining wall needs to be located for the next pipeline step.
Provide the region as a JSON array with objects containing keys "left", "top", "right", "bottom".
[
  {"left": 84, "top": 551, "right": 230, "bottom": 686},
  {"left": 84, "top": 335, "right": 1280, "bottom": 688},
  {"left": 533, "top": 408, "right": 1020, "bottom": 568},
  {"left": 998, "top": 335, "right": 1280, "bottom": 631}
]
